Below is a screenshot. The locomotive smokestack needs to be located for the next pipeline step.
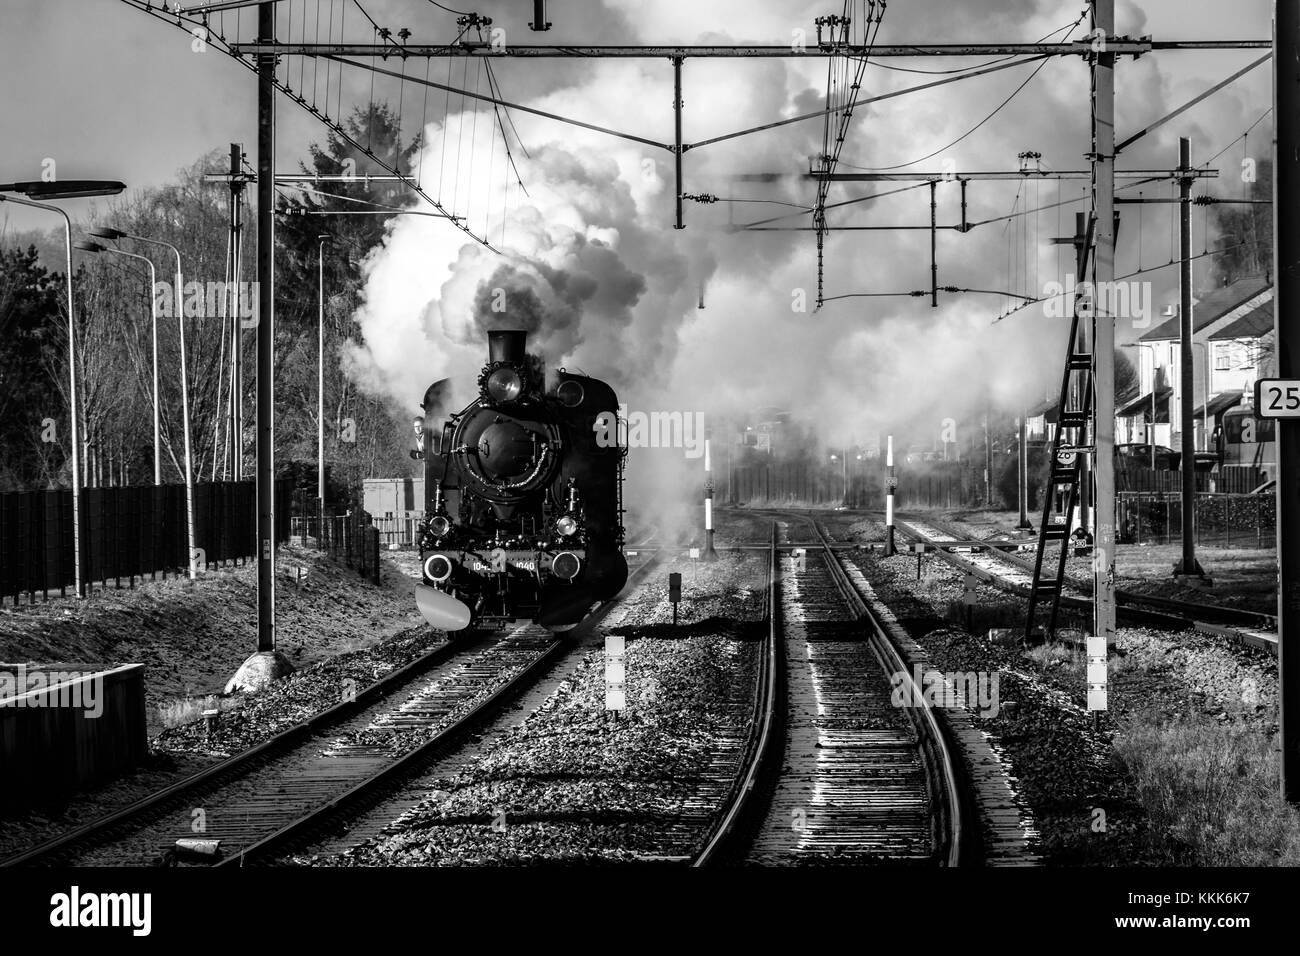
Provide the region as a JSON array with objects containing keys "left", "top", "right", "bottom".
[{"left": 488, "top": 329, "right": 528, "bottom": 365}]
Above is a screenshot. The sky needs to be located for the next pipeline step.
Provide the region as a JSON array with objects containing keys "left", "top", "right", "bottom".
[{"left": 0, "top": 0, "right": 1281, "bottom": 491}]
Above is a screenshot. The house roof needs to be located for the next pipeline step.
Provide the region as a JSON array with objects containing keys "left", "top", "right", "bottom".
[
  {"left": 1026, "top": 397, "right": 1058, "bottom": 419},
  {"left": 1209, "top": 298, "right": 1274, "bottom": 340},
  {"left": 1139, "top": 275, "right": 1271, "bottom": 342},
  {"left": 1194, "top": 391, "right": 1249, "bottom": 419},
  {"left": 1117, "top": 386, "right": 1172, "bottom": 419}
]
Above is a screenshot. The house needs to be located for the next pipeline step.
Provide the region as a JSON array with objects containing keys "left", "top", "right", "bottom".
[
  {"left": 1025, "top": 396, "right": 1058, "bottom": 446},
  {"left": 1123, "top": 275, "right": 1272, "bottom": 452}
]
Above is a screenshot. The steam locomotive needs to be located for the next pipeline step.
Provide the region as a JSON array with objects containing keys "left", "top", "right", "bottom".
[{"left": 412, "top": 329, "right": 628, "bottom": 633}]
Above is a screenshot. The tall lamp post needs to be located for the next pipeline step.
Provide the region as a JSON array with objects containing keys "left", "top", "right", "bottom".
[
  {"left": 0, "top": 179, "right": 126, "bottom": 598},
  {"left": 90, "top": 227, "right": 198, "bottom": 578},
  {"left": 75, "top": 241, "right": 161, "bottom": 485},
  {"left": 317, "top": 234, "right": 331, "bottom": 518}
]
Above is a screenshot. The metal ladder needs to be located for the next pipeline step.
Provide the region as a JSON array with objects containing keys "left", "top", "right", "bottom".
[{"left": 1025, "top": 216, "right": 1097, "bottom": 642}]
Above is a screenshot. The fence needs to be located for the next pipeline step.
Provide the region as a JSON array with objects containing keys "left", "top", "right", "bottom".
[
  {"left": 291, "top": 501, "right": 381, "bottom": 585},
  {"left": 1117, "top": 464, "right": 1269, "bottom": 494},
  {"left": 728, "top": 459, "right": 981, "bottom": 510},
  {"left": 0, "top": 480, "right": 291, "bottom": 604},
  {"left": 1117, "top": 492, "right": 1276, "bottom": 548}
]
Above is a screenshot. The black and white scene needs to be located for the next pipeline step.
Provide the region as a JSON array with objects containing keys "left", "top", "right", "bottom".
[{"left": 0, "top": 0, "right": 1298, "bottom": 936}]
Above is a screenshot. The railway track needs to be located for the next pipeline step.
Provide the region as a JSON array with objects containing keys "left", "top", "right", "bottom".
[
  {"left": 895, "top": 514, "right": 1279, "bottom": 652},
  {"left": 701, "top": 519, "right": 968, "bottom": 866},
  {"left": 295, "top": 541, "right": 771, "bottom": 867},
  {"left": 4, "top": 553, "right": 659, "bottom": 868}
]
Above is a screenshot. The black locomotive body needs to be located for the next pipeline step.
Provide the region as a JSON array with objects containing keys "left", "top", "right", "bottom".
[{"left": 413, "top": 329, "right": 628, "bottom": 633}]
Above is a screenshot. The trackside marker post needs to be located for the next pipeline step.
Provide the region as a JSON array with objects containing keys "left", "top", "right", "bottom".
[
  {"left": 605, "top": 635, "right": 625, "bottom": 717},
  {"left": 1087, "top": 634, "right": 1108, "bottom": 720}
]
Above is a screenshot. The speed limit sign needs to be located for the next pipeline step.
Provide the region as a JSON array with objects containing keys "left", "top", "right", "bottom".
[{"left": 1255, "top": 379, "right": 1300, "bottom": 418}]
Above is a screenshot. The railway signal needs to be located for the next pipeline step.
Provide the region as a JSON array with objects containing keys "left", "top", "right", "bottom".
[{"left": 669, "top": 572, "right": 682, "bottom": 626}]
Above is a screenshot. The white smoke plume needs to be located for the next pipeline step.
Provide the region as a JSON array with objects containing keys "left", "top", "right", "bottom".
[{"left": 341, "top": 0, "right": 1272, "bottom": 530}]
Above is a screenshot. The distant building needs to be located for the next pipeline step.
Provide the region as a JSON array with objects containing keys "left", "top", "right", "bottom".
[
  {"left": 739, "top": 407, "right": 790, "bottom": 455},
  {"left": 1124, "top": 275, "right": 1272, "bottom": 451}
]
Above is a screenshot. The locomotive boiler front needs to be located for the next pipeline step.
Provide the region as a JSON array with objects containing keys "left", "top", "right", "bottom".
[{"left": 414, "top": 329, "right": 627, "bottom": 634}]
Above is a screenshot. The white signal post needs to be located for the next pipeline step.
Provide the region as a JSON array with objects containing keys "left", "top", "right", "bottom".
[
  {"left": 885, "top": 435, "right": 897, "bottom": 555},
  {"left": 703, "top": 436, "right": 716, "bottom": 559}
]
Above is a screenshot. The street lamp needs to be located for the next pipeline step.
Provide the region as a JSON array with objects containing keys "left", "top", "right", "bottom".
[
  {"left": 90, "top": 227, "right": 198, "bottom": 579},
  {"left": 0, "top": 180, "right": 127, "bottom": 200},
  {"left": 1121, "top": 342, "right": 1158, "bottom": 468},
  {"left": 75, "top": 239, "right": 161, "bottom": 485},
  {"left": 0, "top": 178, "right": 125, "bottom": 598},
  {"left": 316, "top": 235, "right": 331, "bottom": 519}
]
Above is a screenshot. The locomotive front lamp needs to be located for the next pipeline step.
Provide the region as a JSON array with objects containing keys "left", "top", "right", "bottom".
[
  {"left": 424, "top": 554, "right": 454, "bottom": 583},
  {"left": 486, "top": 367, "right": 524, "bottom": 403},
  {"left": 555, "top": 515, "right": 579, "bottom": 537},
  {"left": 430, "top": 515, "right": 452, "bottom": 537}
]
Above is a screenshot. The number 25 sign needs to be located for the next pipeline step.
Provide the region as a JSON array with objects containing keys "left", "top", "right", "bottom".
[{"left": 1255, "top": 379, "right": 1300, "bottom": 418}]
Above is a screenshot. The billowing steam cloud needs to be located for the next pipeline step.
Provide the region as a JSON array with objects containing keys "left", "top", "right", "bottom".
[
  {"left": 340, "top": 0, "right": 1272, "bottom": 534},
  {"left": 343, "top": 140, "right": 713, "bottom": 417}
]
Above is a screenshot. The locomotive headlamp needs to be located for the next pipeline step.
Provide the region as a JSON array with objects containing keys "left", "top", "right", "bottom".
[
  {"left": 555, "top": 515, "right": 578, "bottom": 537},
  {"left": 424, "top": 553, "right": 454, "bottom": 583},
  {"left": 486, "top": 366, "right": 524, "bottom": 403},
  {"left": 552, "top": 551, "right": 581, "bottom": 581},
  {"left": 430, "top": 515, "right": 451, "bottom": 537}
]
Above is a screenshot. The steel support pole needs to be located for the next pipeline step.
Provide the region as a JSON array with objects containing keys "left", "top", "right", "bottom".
[
  {"left": 930, "top": 180, "right": 939, "bottom": 307},
  {"left": 1018, "top": 410, "right": 1033, "bottom": 529},
  {"left": 984, "top": 400, "right": 993, "bottom": 506},
  {"left": 1175, "top": 137, "right": 1204, "bottom": 578},
  {"left": 317, "top": 236, "right": 328, "bottom": 514},
  {"left": 230, "top": 144, "right": 244, "bottom": 482},
  {"left": 1272, "top": 0, "right": 1300, "bottom": 803},
  {"left": 1091, "top": 0, "right": 1118, "bottom": 660},
  {"left": 256, "top": 1, "right": 276, "bottom": 653},
  {"left": 672, "top": 56, "right": 684, "bottom": 230}
]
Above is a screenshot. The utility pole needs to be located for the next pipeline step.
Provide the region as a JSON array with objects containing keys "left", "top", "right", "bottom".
[
  {"left": 231, "top": 143, "right": 246, "bottom": 482},
  {"left": 672, "top": 56, "right": 684, "bottom": 230},
  {"left": 1175, "top": 137, "right": 1205, "bottom": 580},
  {"left": 1091, "top": 0, "right": 1118, "bottom": 684},
  {"left": 984, "top": 399, "right": 993, "bottom": 506},
  {"left": 1017, "top": 409, "right": 1033, "bottom": 530},
  {"left": 204, "top": 144, "right": 251, "bottom": 480},
  {"left": 317, "top": 234, "right": 330, "bottom": 517},
  {"left": 256, "top": 0, "right": 276, "bottom": 655},
  {"left": 1273, "top": 0, "right": 1300, "bottom": 803}
]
